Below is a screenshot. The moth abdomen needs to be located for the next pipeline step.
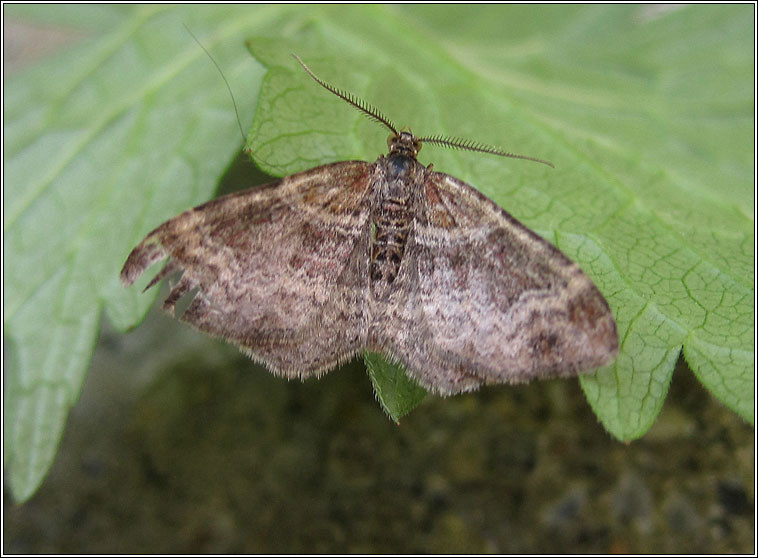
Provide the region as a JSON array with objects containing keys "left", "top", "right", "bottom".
[
  {"left": 370, "top": 213, "right": 410, "bottom": 287},
  {"left": 369, "top": 157, "right": 415, "bottom": 290}
]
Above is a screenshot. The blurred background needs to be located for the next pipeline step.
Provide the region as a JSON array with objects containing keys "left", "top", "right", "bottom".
[{"left": 4, "top": 299, "right": 753, "bottom": 553}]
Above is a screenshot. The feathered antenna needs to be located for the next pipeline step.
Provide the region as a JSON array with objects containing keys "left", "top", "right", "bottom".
[
  {"left": 417, "top": 135, "right": 554, "bottom": 168},
  {"left": 293, "top": 54, "right": 553, "bottom": 168},
  {"left": 292, "top": 54, "right": 398, "bottom": 136}
]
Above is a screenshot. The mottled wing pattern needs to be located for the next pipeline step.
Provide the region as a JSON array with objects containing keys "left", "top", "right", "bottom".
[
  {"left": 380, "top": 170, "right": 618, "bottom": 395},
  {"left": 121, "top": 161, "right": 374, "bottom": 377}
]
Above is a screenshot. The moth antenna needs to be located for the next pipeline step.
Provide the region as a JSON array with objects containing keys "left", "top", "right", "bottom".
[
  {"left": 292, "top": 54, "right": 399, "bottom": 136},
  {"left": 184, "top": 24, "right": 247, "bottom": 142},
  {"left": 417, "top": 135, "right": 554, "bottom": 168}
]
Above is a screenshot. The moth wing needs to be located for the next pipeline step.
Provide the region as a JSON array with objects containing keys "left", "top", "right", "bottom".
[
  {"left": 382, "top": 171, "right": 618, "bottom": 395},
  {"left": 121, "top": 161, "right": 374, "bottom": 377}
]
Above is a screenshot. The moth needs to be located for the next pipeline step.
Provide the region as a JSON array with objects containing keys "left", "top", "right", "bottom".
[{"left": 121, "top": 54, "right": 618, "bottom": 395}]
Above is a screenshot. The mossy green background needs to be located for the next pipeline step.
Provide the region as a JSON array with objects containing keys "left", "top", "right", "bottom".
[{"left": 3, "top": 4, "right": 753, "bottom": 550}]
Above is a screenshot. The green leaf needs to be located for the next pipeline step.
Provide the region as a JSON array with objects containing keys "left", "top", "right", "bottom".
[
  {"left": 3, "top": 4, "right": 270, "bottom": 501},
  {"left": 364, "top": 353, "right": 427, "bottom": 422},
  {"left": 245, "top": 5, "right": 753, "bottom": 439},
  {"left": 4, "top": 4, "right": 752, "bottom": 503}
]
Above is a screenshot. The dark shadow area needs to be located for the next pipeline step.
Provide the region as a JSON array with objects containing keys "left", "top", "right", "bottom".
[
  {"left": 216, "top": 148, "right": 277, "bottom": 197},
  {"left": 4, "top": 325, "right": 754, "bottom": 553}
]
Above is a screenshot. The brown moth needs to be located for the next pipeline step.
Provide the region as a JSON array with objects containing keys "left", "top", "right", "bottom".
[{"left": 121, "top": 55, "right": 618, "bottom": 395}]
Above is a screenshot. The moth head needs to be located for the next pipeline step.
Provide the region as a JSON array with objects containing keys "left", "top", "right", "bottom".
[{"left": 387, "top": 130, "right": 422, "bottom": 158}]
